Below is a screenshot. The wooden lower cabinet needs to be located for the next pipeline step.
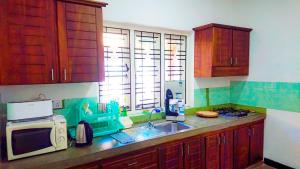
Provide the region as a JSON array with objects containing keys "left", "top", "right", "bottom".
[
  {"left": 69, "top": 121, "right": 264, "bottom": 169},
  {"left": 205, "top": 130, "right": 234, "bottom": 169},
  {"left": 159, "top": 141, "right": 184, "bottom": 169},
  {"left": 234, "top": 121, "right": 264, "bottom": 169},
  {"left": 100, "top": 148, "right": 158, "bottom": 169},
  {"left": 184, "top": 137, "right": 205, "bottom": 169}
]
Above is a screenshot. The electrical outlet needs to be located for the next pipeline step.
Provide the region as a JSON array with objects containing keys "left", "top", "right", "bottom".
[{"left": 52, "top": 100, "right": 63, "bottom": 109}]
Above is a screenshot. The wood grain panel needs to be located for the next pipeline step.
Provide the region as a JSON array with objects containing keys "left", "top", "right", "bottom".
[
  {"left": 212, "top": 27, "right": 232, "bottom": 67},
  {"left": 67, "top": 30, "right": 97, "bottom": 40},
  {"left": 66, "top": 12, "right": 96, "bottom": 23},
  {"left": 100, "top": 148, "right": 157, "bottom": 169},
  {"left": 68, "top": 48, "right": 97, "bottom": 57},
  {"left": 184, "top": 137, "right": 205, "bottom": 169},
  {"left": 67, "top": 21, "right": 96, "bottom": 32},
  {"left": 0, "top": 0, "right": 58, "bottom": 85},
  {"left": 57, "top": 1, "right": 105, "bottom": 82},
  {"left": 233, "top": 30, "right": 250, "bottom": 66},
  {"left": 250, "top": 122, "right": 264, "bottom": 165},
  {"left": 159, "top": 141, "right": 184, "bottom": 169},
  {"left": 68, "top": 39, "right": 97, "bottom": 48},
  {"left": 220, "top": 130, "right": 234, "bottom": 169},
  {"left": 206, "top": 134, "right": 220, "bottom": 169},
  {"left": 66, "top": 3, "right": 96, "bottom": 14},
  {"left": 234, "top": 126, "right": 250, "bottom": 169}
]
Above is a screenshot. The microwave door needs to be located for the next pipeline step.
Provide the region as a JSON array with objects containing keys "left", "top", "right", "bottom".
[
  {"left": 12, "top": 128, "right": 54, "bottom": 155},
  {"left": 6, "top": 121, "right": 57, "bottom": 160}
]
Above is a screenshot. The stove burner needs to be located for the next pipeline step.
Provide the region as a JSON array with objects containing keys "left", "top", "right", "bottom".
[{"left": 215, "top": 108, "right": 251, "bottom": 118}]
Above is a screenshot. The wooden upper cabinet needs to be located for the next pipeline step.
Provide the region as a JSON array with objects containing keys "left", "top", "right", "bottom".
[
  {"left": 232, "top": 30, "right": 250, "bottom": 67},
  {"left": 184, "top": 137, "right": 205, "bottom": 169},
  {"left": 57, "top": 0, "right": 106, "bottom": 83},
  {"left": 159, "top": 141, "right": 184, "bottom": 169},
  {"left": 193, "top": 23, "right": 252, "bottom": 77},
  {"left": 0, "top": 0, "right": 58, "bottom": 85},
  {"left": 212, "top": 27, "right": 232, "bottom": 67}
]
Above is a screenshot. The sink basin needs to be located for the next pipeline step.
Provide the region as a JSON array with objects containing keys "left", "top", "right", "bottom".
[{"left": 154, "top": 122, "right": 193, "bottom": 133}]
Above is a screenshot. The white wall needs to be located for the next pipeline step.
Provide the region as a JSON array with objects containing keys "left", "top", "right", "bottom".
[
  {"left": 232, "top": 0, "right": 300, "bottom": 83},
  {"left": 231, "top": 0, "right": 300, "bottom": 167},
  {"left": 265, "top": 109, "right": 300, "bottom": 169}
]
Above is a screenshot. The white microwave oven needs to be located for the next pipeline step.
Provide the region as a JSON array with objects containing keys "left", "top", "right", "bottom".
[{"left": 6, "top": 115, "right": 68, "bottom": 160}]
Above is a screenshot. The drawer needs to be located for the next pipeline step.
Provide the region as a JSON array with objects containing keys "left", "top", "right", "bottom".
[{"left": 100, "top": 148, "right": 158, "bottom": 169}]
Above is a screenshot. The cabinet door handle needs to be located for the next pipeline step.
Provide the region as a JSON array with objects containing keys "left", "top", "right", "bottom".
[
  {"left": 223, "top": 135, "right": 226, "bottom": 145},
  {"left": 230, "top": 57, "right": 233, "bottom": 65},
  {"left": 235, "top": 57, "right": 238, "bottom": 65},
  {"left": 218, "top": 136, "right": 221, "bottom": 145},
  {"left": 248, "top": 128, "right": 252, "bottom": 137},
  {"left": 187, "top": 144, "right": 190, "bottom": 156},
  {"left": 64, "top": 68, "right": 67, "bottom": 81},
  {"left": 128, "top": 161, "right": 138, "bottom": 166},
  {"left": 252, "top": 128, "right": 255, "bottom": 136},
  {"left": 51, "top": 69, "right": 54, "bottom": 81},
  {"left": 181, "top": 145, "right": 184, "bottom": 157}
]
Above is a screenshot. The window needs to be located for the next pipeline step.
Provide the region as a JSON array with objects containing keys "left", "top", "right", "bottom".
[
  {"left": 99, "top": 25, "right": 187, "bottom": 113},
  {"left": 100, "top": 27, "right": 131, "bottom": 109},
  {"left": 164, "top": 34, "right": 187, "bottom": 101},
  {"left": 134, "top": 31, "right": 161, "bottom": 110}
]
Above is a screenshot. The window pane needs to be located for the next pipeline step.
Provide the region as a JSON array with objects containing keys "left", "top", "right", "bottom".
[
  {"left": 164, "top": 34, "right": 186, "bottom": 101},
  {"left": 135, "top": 31, "right": 161, "bottom": 110},
  {"left": 100, "top": 27, "right": 131, "bottom": 109}
]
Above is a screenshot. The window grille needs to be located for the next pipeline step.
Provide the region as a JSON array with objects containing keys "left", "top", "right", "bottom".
[
  {"left": 134, "top": 31, "right": 161, "bottom": 110},
  {"left": 164, "top": 34, "right": 187, "bottom": 101},
  {"left": 99, "top": 27, "right": 131, "bottom": 109}
]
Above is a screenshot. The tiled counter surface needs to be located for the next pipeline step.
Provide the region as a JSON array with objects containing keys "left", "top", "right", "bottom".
[{"left": 0, "top": 113, "right": 266, "bottom": 169}]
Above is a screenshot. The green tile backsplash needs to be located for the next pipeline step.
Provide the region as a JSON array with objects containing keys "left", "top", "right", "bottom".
[
  {"left": 230, "top": 81, "right": 300, "bottom": 112},
  {"left": 194, "top": 87, "right": 230, "bottom": 107}
]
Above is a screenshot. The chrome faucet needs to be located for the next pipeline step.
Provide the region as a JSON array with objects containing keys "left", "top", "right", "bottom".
[{"left": 147, "top": 108, "right": 161, "bottom": 128}]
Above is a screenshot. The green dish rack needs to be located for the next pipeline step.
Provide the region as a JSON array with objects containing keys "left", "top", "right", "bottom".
[{"left": 65, "top": 99, "right": 124, "bottom": 139}]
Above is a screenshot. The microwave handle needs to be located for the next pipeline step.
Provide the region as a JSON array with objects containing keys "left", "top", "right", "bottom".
[{"left": 50, "top": 128, "right": 57, "bottom": 147}]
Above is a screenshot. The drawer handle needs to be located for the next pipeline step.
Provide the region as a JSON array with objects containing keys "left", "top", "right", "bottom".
[
  {"left": 64, "top": 68, "right": 67, "bottom": 81},
  {"left": 51, "top": 68, "right": 54, "bottom": 81},
  {"left": 128, "top": 161, "right": 138, "bottom": 166}
]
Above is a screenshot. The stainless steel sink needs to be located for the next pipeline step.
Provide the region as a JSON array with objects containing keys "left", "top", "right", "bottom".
[
  {"left": 121, "top": 121, "right": 193, "bottom": 144},
  {"left": 154, "top": 122, "right": 193, "bottom": 133}
]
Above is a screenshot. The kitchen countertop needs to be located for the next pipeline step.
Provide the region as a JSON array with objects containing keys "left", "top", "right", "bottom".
[{"left": 0, "top": 113, "right": 266, "bottom": 169}]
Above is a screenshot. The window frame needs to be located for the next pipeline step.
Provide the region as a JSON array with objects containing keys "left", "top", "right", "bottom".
[{"left": 101, "top": 22, "right": 189, "bottom": 114}]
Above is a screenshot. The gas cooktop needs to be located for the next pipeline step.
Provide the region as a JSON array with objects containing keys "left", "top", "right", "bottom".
[{"left": 215, "top": 108, "right": 254, "bottom": 118}]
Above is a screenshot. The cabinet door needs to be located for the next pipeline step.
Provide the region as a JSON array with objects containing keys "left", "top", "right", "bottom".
[
  {"left": 100, "top": 148, "right": 158, "bottom": 169},
  {"left": 206, "top": 134, "right": 220, "bottom": 169},
  {"left": 212, "top": 27, "right": 232, "bottom": 67},
  {"left": 220, "top": 130, "right": 234, "bottom": 169},
  {"left": 249, "top": 122, "right": 264, "bottom": 165},
  {"left": 184, "top": 137, "right": 205, "bottom": 169},
  {"left": 232, "top": 30, "right": 250, "bottom": 67},
  {"left": 0, "top": 0, "right": 58, "bottom": 85},
  {"left": 234, "top": 126, "right": 250, "bottom": 169},
  {"left": 159, "top": 141, "right": 184, "bottom": 169},
  {"left": 57, "top": 2, "right": 104, "bottom": 83}
]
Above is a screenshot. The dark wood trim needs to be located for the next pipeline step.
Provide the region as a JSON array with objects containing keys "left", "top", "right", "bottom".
[
  {"left": 193, "top": 23, "right": 252, "bottom": 32},
  {"left": 58, "top": 0, "right": 108, "bottom": 7},
  {"left": 57, "top": 1, "right": 70, "bottom": 83},
  {"left": 264, "top": 158, "right": 294, "bottom": 169},
  {"left": 96, "top": 8, "right": 105, "bottom": 82}
]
